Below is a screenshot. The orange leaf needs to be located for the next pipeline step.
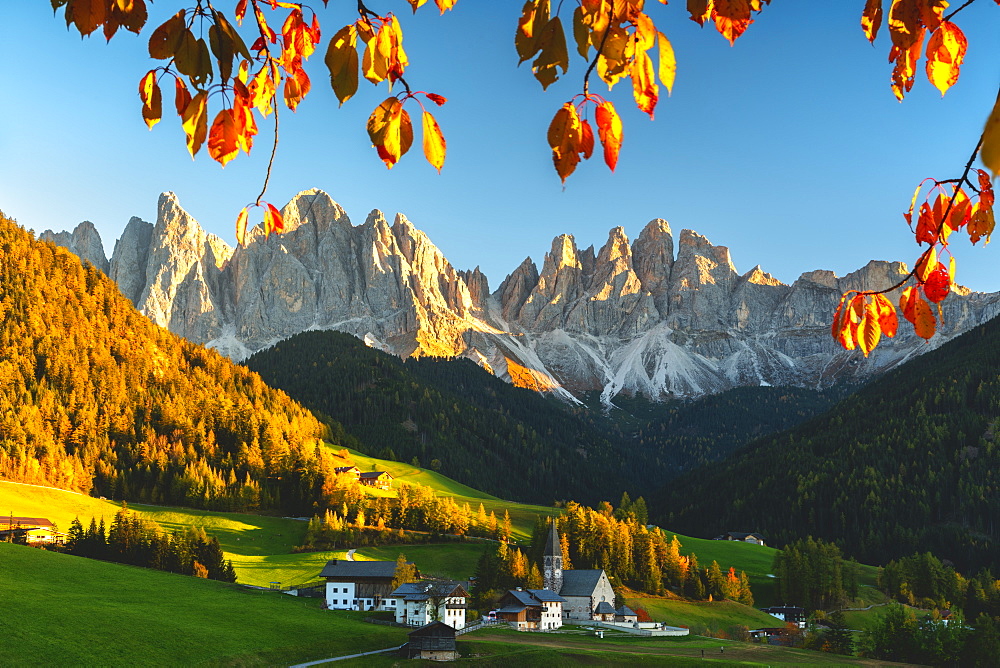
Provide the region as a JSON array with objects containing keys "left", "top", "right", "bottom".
[
  {"left": 66, "top": 0, "right": 108, "bottom": 37},
  {"left": 174, "top": 77, "right": 192, "bottom": 116},
  {"left": 978, "top": 169, "right": 995, "bottom": 208},
  {"left": 874, "top": 294, "right": 898, "bottom": 338},
  {"left": 861, "top": 0, "right": 882, "bottom": 43},
  {"left": 532, "top": 17, "right": 570, "bottom": 90},
  {"left": 548, "top": 102, "right": 583, "bottom": 183},
  {"left": 831, "top": 295, "right": 848, "bottom": 342},
  {"left": 859, "top": 301, "right": 881, "bottom": 357},
  {"left": 434, "top": 0, "right": 458, "bottom": 14},
  {"left": 632, "top": 49, "right": 658, "bottom": 118},
  {"left": 235, "top": 206, "right": 250, "bottom": 246},
  {"left": 421, "top": 110, "right": 446, "bottom": 173},
  {"left": 899, "top": 285, "right": 917, "bottom": 324},
  {"left": 138, "top": 70, "right": 161, "bottom": 129},
  {"left": 595, "top": 101, "right": 623, "bottom": 172},
  {"left": 925, "top": 21, "right": 967, "bottom": 96},
  {"left": 235, "top": 0, "right": 248, "bottom": 24},
  {"left": 579, "top": 119, "right": 594, "bottom": 160},
  {"left": 148, "top": 10, "right": 186, "bottom": 59},
  {"left": 688, "top": 0, "right": 712, "bottom": 26},
  {"left": 924, "top": 265, "right": 951, "bottom": 303},
  {"left": 913, "top": 292, "right": 936, "bottom": 340},
  {"left": 208, "top": 108, "right": 239, "bottom": 167},
  {"left": 264, "top": 203, "right": 284, "bottom": 237},
  {"left": 712, "top": 0, "right": 753, "bottom": 46},
  {"left": 968, "top": 204, "right": 996, "bottom": 245},
  {"left": 181, "top": 90, "right": 208, "bottom": 158},
  {"left": 367, "top": 97, "right": 412, "bottom": 169}
]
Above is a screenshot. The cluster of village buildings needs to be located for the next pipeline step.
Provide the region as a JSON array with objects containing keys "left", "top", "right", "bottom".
[{"left": 320, "top": 520, "right": 630, "bottom": 632}]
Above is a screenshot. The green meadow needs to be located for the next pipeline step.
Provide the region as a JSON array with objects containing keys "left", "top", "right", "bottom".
[{"left": 0, "top": 542, "right": 405, "bottom": 666}]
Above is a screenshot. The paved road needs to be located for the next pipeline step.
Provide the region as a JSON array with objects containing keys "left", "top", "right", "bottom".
[{"left": 346, "top": 548, "right": 356, "bottom": 561}]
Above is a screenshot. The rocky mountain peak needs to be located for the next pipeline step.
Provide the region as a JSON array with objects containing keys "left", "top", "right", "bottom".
[
  {"left": 48, "top": 189, "right": 1000, "bottom": 405},
  {"left": 40, "top": 220, "right": 109, "bottom": 274}
]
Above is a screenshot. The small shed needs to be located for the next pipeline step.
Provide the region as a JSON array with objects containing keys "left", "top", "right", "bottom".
[
  {"left": 594, "top": 600, "right": 616, "bottom": 622},
  {"left": 402, "top": 621, "right": 457, "bottom": 661},
  {"left": 614, "top": 604, "right": 638, "bottom": 624}
]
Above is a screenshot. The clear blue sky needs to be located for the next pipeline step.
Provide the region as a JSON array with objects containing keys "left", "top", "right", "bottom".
[{"left": 3, "top": 3, "right": 999, "bottom": 292}]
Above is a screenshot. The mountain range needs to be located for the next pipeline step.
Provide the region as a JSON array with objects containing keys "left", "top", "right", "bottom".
[{"left": 43, "top": 189, "right": 1000, "bottom": 403}]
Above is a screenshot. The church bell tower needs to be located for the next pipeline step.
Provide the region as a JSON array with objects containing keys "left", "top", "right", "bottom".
[{"left": 543, "top": 518, "right": 563, "bottom": 593}]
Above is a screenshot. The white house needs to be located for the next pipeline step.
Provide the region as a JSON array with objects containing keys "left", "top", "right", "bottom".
[
  {"left": 389, "top": 581, "right": 469, "bottom": 629},
  {"left": 320, "top": 559, "right": 418, "bottom": 612},
  {"left": 496, "top": 588, "right": 566, "bottom": 630}
]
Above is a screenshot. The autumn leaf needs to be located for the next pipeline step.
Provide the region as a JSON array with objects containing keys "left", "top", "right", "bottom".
[
  {"left": 595, "top": 100, "right": 623, "bottom": 171},
  {"left": 874, "top": 294, "right": 899, "bottom": 338},
  {"left": 713, "top": 0, "right": 753, "bottom": 46},
  {"left": 66, "top": 0, "right": 108, "bottom": 37},
  {"left": 148, "top": 10, "right": 186, "bottom": 59},
  {"left": 532, "top": 17, "right": 570, "bottom": 90},
  {"left": 980, "top": 96, "right": 1000, "bottom": 179},
  {"left": 208, "top": 108, "right": 239, "bottom": 166},
  {"left": 925, "top": 21, "right": 967, "bottom": 96},
  {"left": 968, "top": 204, "right": 996, "bottom": 245},
  {"left": 861, "top": 0, "right": 882, "bottom": 43},
  {"left": 924, "top": 264, "right": 951, "bottom": 303},
  {"left": 899, "top": 285, "right": 918, "bottom": 324},
  {"left": 657, "top": 32, "right": 676, "bottom": 96},
  {"left": 367, "top": 97, "right": 413, "bottom": 168},
  {"left": 688, "top": 0, "right": 712, "bottom": 27},
  {"left": 175, "top": 33, "right": 213, "bottom": 86},
  {"left": 579, "top": 118, "right": 594, "bottom": 160},
  {"left": 632, "top": 49, "right": 659, "bottom": 118},
  {"left": 422, "top": 110, "right": 446, "bottom": 173},
  {"left": 434, "top": 0, "right": 458, "bottom": 14},
  {"left": 548, "top": 102, "right": 583, "bottom": 183},
  {"left": 235, "top": 206, "right": 249, "bottom": 246},
  {"left": 138, "top": 70, "right": 161, "bottom": 129},
  {"left": 181, "top": 90, "right": 208, "bottom": 157},
  {"left": 859, "top": 301, "right": 881, "bottom": 357},
  {"left": 326, "top": 25, "right": 359, "bottom": 105},
  {"left": 913, "top": 291, "right": 936, "bottom": 340},
  {"left": 263, "top": 203, "right": 284, "bottom": 237},
  {"left": 174, "top": 77, "right": 192, "bottom": 116}
]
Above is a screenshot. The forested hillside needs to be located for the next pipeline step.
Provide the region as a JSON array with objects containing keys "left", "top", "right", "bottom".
[
  {"left": 244, "top": 331, "right": 843, "bottom": 505},
  {"left": 245, "top": 330, "right": 630, "bottom": 505},
  {"left": 0, "top": 214, "right": 341, "bottom": 513},
  {"left": 659, "top": 312, "right": 1000, "bottom": 572}
]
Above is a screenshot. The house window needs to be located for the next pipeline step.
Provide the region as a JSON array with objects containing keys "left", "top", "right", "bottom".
[{"left": 343, "top": 600, "right": 348, "bottom": 605}]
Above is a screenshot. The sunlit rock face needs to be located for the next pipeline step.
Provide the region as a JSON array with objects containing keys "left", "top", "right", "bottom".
[{"left": 52, "top": 189, "right": 1000, "bottom": 404}]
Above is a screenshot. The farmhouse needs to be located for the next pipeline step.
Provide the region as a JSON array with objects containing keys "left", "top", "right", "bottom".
[
  {"left": 389, "top": 580, "right": 469, "bottom": 629},
  {"left": 358, "top": 471, "right": 393, "bottom": 490},
  {"left": 0, "top": 517, "right": 63, "bottom": 544},
  {"left": 401, "top": 621, "right": 457, "bottom": 661},
  {"left": 333, "top": 466, "right": 360, "bottom": 478},
  {"left": 713, "top": 531, "right": 766, "bottom": 546},
  {"left": 320, "top": 559, "right": 418, "bottom": 611},
  {"left": 496, "top": 588, "right": 566, "bottom": 630},
  {"left": 761, "top": 605, "right": 806, "bottom": 628}
]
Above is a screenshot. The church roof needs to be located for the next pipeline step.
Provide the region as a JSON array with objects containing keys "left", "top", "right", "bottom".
[
  {"left": 544, "top": 519, "right": 561, "bottom": 557},
  {"left": 559, "top": 570, "right": 605, "bottom": 597},
  {"left": 595, "top": 601, "right": 616, "bottom": 615}
]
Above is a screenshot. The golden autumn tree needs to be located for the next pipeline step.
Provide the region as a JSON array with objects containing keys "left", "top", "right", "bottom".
[{"left": 49, "top": 0, "right": 1000, "bottom": 350}]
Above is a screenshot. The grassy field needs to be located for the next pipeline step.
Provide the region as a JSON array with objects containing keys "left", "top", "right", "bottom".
[
  {"left": 357, "top": 542, "right": 491, "bottom": 581},
  {"left": 340, "top": 628, "right": 911, "bottom": 666},
  {"left": 0, "top": 542, "right": 406, "bottom": 666},
  {"left": 621, "top": 593, "right": 784, "bottom": 632},
  {"left": 343, "top": 448, "right": 559, "bottom": 542}
]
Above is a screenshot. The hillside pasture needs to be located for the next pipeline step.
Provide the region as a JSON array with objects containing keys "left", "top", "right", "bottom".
[{"left": 0, "top": 542, "right": 405, "bottom": 666}]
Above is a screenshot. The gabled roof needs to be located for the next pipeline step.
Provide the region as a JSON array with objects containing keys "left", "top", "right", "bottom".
[
  {"left": 544, "top": 519, "right": 561, "bottom": 557},
  {"left": 333, "top": 466, "right": 359, "bottom": 474},
  {"left": 559, "top": 569, "right": 606, "bottom": 597},
  {"left": 0, "top": 517, "right": 54, "bottom": 529},
  {"left": 615, "top": 605, "right": 637, "bottom": 617},
  {"left": 527, "top": 589, "right": 566, "bottom": 603},
  {"left": 594, "top": 601, "right": 616, "bottom": 615},
  {"left": 359, "top": 471, "right": 392, "bottom": 479},
  {"left": 390, "top": 580, "right": 468, "bottom": 600},
  {"left": 408, "top": 620, "right": 456, "bottom": 638},
  {"left": 320, "top": 559, "right": 404, "bottom": 579}
]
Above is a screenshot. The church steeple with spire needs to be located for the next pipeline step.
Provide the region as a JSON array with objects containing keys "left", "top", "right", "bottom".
[{"left": 543, "top": 518, "right": 563, "bottom": 594}]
